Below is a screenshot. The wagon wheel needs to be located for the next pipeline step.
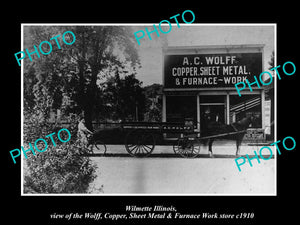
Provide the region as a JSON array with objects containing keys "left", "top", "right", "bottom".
[
  {"left": 176, "top": 137, "right": 201, "bottom": 158},
  {"left": 93, "top": 140, "right": 107, "bottom": 155},
  {"left": 125, "top": 129, "right": 155, "bottom": 157},
  {"left": 173, "top": 139, "right": 184, "bottom": 155},
  {"left": 173, "top": 142, "right": 180, "bottom": 155}
]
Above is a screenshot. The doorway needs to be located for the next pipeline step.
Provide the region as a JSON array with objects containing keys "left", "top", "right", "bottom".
[{"left": 199, "top": 95, "right": 226, "bottom": 132}]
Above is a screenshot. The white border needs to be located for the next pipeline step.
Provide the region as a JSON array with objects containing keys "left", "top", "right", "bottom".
[
  {"left": 21, "top": 24, "right": 25, "bottom": 195},
  {"left": 21, "top": 23, "right": 277, "bottom": 196}
]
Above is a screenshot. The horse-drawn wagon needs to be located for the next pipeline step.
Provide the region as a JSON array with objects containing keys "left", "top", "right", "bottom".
[{"left": 90, "top": 115, "right": 254, "bottom": 158}]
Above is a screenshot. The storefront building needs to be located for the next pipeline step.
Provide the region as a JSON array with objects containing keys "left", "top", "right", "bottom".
[{"left": 162, "top": 45, "right": 266, "bottom": 141}]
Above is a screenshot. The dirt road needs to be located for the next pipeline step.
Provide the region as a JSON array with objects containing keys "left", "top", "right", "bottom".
[{"left": 89, "top": 146, "right": 275, "bottom": 195}]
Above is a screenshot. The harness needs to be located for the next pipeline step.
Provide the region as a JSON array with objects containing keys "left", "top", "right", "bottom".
[{"left": 231, "top": 123, "right": 239, "bottom": 132}]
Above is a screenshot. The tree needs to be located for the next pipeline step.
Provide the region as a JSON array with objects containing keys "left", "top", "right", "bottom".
[
  {"left": 23, "top": 112, "right": 98, "bottom": 193},
  {"left": 69, "top": 26, "right": 140, "bottom": 129},
  {"left": 23, "top": 26, "right": 77, "bottom": 121},
  {"left": 22, "top": 25, "right": 140, "bottom": 193},
  {"left": 144, "top": 84, "right": 163, "bottom": 122},
  {"left": 23, "top": 26, "right": 140, "bottom": 129},
  {"left": 102, "top": 68, "right": 146, "bottom": 121}
]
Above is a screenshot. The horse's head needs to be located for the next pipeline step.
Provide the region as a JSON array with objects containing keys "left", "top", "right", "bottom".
[
  {"left": 245, "top": 114, "right": 258, "bottom": 127},
  {"left": 236, "top": 114, "right": 256, "bottom": 129}
]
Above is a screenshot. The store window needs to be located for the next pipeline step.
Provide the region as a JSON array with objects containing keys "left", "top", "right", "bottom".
[
  {"left": 229, "top": 95, "right": 262, "bottom": 128},
  {"left": 166, "top": 96, "right": 197, "bottom": 123}
]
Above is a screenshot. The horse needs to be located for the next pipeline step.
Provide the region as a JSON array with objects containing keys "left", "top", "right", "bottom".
[{"left": 201, "top": 115, "right": 255, "bottom": 157}]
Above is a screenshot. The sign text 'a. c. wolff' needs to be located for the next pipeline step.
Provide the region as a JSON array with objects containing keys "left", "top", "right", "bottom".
[{"left": 164, "top": 53, "right": 262, "bottom": 89}]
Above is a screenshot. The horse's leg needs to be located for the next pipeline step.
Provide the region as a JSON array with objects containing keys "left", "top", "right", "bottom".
[
  {"left": 235, "top": 135, "right": 242, "bottom": 156},
  {"left": 208, "top": 139, "right": 214, "bottom": 158}
]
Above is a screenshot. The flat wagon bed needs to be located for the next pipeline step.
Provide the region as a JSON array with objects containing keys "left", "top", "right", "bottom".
[{"left": 118, "top": 122, "right": 248, "bottom": 158}]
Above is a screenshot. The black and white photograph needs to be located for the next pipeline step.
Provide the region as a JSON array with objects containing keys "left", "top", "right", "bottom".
[
  {"left": 4, "top": 5, "right": 298, "bottom": 225},
  {"left": 21, "top": 24, "right": 276, "bottom": 195}
]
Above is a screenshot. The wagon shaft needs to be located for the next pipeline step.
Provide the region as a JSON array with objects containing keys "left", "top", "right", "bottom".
[{"left": 199, "top": 130, "right": 247, "bottom": 140}]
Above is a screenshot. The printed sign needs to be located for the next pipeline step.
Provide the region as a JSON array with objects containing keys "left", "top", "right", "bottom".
[
  {"left": 244, "top": 128, "right": 264, "bottom": 140},
  {"left": 164, "top": 53, "right": 262, "bottom": 88}
]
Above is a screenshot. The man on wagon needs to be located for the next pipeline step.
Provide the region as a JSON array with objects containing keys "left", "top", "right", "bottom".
[
  {"left": 77, "top": 116, "right": 93, "bottom": 148},
  {"left": 202, "top": 107, "right": 218, "bottom": 130}
]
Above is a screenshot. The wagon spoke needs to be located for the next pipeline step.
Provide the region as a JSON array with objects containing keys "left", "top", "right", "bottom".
[
  {"left": 175, "top": 137, "right": 201, "bottom": 158},
  {"left": 134, "top": 145, "right": 140, "bottom": 154},
  {"left": 129, "top": 145, "right": 139, "bottom": 153},
  {"left": 138, "top": 145, "right": 143, "bottom": 154},
  {"left": 125, "top": 129, "right": 155, "bottom": 157},
  {"left": 140, "top": 145, "right": 145, "bottom": 154},
  {"left": 142, "top": 145, "right": 150, "bottom": 153},
  {"left": 138, "top": 146, "right": 144, "bottom": 154},
  {"left": 139, "top": 145, "right": 144, "bottom": 155},
  {"left": 143, "top": 144, "right": 152, "bottom": 150}
]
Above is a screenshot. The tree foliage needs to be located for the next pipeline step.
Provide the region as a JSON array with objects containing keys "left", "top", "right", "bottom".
[
  {"left": 22, "top": 25, "right": 141, "bottom": 193},
  {"left": 101, "top": 68, "right": 146, "bottom": 121},
  {"left": 23, "top": 111, "right": 98, "bottom": 194},
  {"left": 143, "top": 84, "right": 163, "bottom": 122},
  {"left": 24, "top": 26, "right": 140, "bottom": 128}
]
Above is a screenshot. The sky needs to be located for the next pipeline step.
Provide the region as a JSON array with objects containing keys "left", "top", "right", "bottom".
[{"left": 134, "top": 24, "right": 275, "bottom": 86}]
